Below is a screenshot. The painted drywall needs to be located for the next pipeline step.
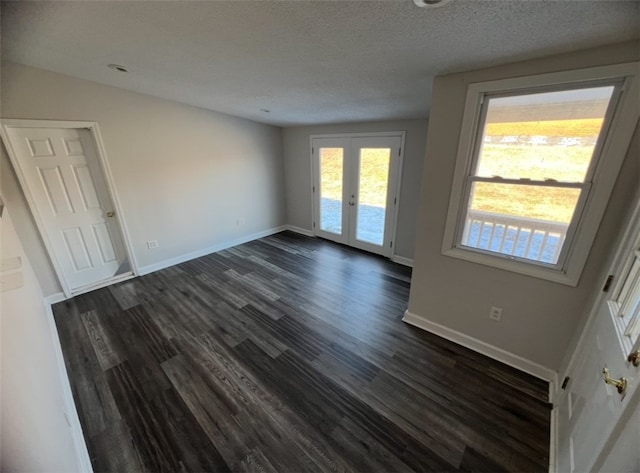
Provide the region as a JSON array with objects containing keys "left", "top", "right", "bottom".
[
  {"left": 1, "top": 61, "right": 286, "bottom": 295},
  {"left": 406, "top": 41, "right": 640, "bottom": 371},
  {"left": 0, "top": 206, "right": 79, "bottom": 472},
  {"left": 282, "top": 120, "right": 428, "bottom": 260}
]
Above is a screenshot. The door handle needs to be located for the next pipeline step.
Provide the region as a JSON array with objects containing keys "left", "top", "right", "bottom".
[
  {"left": 602, "top": 368, "right": 627, "bottom": 394},
  {"left": 628, "top": 350, "right": 640, "bottom": 367},
  {"left": 349, "top": 201, "right": 355, "bottom": 206},
  {"left": 106, "top": 211, "right": 115, "bottom": 218}
]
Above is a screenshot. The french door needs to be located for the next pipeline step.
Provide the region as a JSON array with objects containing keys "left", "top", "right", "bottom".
[{"left": 312, "top": 133, "right": 403, "bottom": 257}]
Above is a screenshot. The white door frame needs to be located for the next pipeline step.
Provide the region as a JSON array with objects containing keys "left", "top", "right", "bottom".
[
  {"left": 309, "top": 131, "right": 406, "bottom": 258},
  {"left": 0, "top": 119, "right": 138, "bottom": 298}
]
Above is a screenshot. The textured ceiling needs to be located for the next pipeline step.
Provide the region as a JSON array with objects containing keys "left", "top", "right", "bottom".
[{"left": 1, "top": 1, "right": 639, "bottom": 126}]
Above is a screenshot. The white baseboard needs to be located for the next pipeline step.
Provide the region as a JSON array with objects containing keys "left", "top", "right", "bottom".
[
  {"left": 548, "top": 375, "right": 559, "bottom": 406},
  {"left": 391, "top": 255, "right": 414, "bottom": 267},
  {"left": 549, "top": 406, "right": 558, "bottom": 473},
  {"left": 285, "top": 225, "right": 315, "bottom": 237},
  {"left": 402, "top": 310, "right": 557, "bottom": 384},
  {"left": 44, "top": 292, "right": 67, "bottom": 305},
  {"left": 71, "top": 273, "right": 136, "bottom": 297},
  {"left": 43, "top": 297, "right": 93, "bottom": 473},
  {"left": 138, "top": 225, "right": 288, "bottom": 276}
]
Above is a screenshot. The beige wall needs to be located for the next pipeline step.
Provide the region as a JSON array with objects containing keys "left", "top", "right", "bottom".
[
  {"left": 1, "top": 62, "right": 286, "bottom": 295},
  {"left": 0, "top": 207, "right": 79, "bottom": 472},
  {"left": 282, "top": 119, "right": 428, "bottom": 260},
  {"left": 407, "top": 41, "right": 640, "bottom": 371}
]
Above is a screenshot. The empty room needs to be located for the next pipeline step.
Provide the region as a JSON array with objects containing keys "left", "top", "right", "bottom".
[{"left": 1, "top": 1, "right": 639, "bottom": 472}]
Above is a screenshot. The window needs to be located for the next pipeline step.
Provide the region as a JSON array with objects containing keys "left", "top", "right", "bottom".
[
  {"left": 442, "top": 63, "right": 640, "bottom": 285},
  {"left": 610, "top": 247, "right": 640, "bottom": 351}
]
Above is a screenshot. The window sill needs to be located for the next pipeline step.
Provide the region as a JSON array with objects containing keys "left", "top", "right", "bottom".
[{"left": 442, "top": 246, "right": 579, "bottom": 286}]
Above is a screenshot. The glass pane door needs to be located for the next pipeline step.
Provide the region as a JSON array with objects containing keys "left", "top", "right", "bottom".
[
  {"left": 355, "top": 147, "right": 391, "bottom": 246},
  {"left": 312, "top": 137, "right": 350, "bottom": 244},
  {"left": 319, "top": 147, "right": 344, "bottom": 235},
  {"left": 348, "top": 136, "right": 402, "bottom": 256},
  {"left": 312, "top": 134, "right": 403, "bottom": 256}
]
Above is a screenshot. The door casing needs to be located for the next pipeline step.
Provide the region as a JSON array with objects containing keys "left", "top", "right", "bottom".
[
  {"left": 1, "top": 119, "right": 138, "bottom": 298},
  {"left": 310, "top": 131, "right": 406, "bottom": 258}
]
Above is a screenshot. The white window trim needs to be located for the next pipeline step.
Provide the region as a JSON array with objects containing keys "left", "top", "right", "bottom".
[{"left": 441, "top": 62, "right": 640, "bottom": 286}]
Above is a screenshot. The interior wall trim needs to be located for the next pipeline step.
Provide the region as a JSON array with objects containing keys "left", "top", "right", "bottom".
[
  {"left": 402, "top": 310, "right": 558, "bottom": 385},
  {"left": 43, "top": 293, "right": 93, "bottom": 473},
  {"left": 549, "top": 405, "right": 559, "bottom": 473},
  {"left": 391, "top": 255, "right": 414, "bottom": 267},
  {"left": 285, "top": 225, "right": 315, "bottom": 237},
  {"left": 138, "top": 225, "right": 288, "bottom": 276}
]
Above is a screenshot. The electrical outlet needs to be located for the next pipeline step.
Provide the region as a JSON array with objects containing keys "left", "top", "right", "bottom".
[
  {"left": 147, "top": 240, "right": 158, "bottom": 249},
  {"left": 489, "top": 306, "right": 503, "bottom": 321}
]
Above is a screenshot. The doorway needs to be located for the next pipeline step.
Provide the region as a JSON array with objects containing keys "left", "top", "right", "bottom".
[
  {"left": 1, "top": 120, "right": 136, "bottom": 297},
  {"left": 311, "top": 132, "right": 404, "bottom": 257}
]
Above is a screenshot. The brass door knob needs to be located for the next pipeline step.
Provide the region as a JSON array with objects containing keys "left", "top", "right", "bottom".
[
  {"left": 628, "top": 351, "right": 640, "bottom": 367},
  {"left": 106, "top": 211, "right": 115, "bottom": 218},
  {"left": 603, "top": 368, "right": 627, "bottom": 394}
]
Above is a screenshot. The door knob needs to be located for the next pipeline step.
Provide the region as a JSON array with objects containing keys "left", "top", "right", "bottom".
[
  {"left": 628, "top": 350, "right": 640, "bottom": 367},
  {"left": 106, "top": 211, "right": 115, "bottom": 218},
  {"left": 602, "top": 368, "right": 627, "bottom": 394}
]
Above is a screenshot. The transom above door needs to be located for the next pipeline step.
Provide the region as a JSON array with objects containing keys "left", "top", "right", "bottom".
[{"left": 311, "top": 133, "right": 404, "bottom": 257}]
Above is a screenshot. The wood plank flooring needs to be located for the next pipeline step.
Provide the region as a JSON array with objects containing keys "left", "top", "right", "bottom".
[{"left": 53, "top": 231, "right": 551, "bottom": 472}]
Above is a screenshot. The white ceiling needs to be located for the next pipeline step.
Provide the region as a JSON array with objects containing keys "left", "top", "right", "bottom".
[{"left": 1, "top": 1, "right": 638, "bottom": 126}]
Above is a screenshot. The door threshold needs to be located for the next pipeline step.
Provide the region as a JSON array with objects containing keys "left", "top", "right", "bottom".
[{"left": 70, "top": 272, "right": 135, "bottom": 297}]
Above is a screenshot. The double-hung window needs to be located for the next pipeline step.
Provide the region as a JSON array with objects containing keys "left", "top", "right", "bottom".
[{"left": 442, "top": 63, "right": 640, "bottom": 285}]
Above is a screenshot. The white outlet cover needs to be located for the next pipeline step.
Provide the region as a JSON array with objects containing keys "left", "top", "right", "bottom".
[{"left": 489, "top": 306, "right": 503, "bottom": 320}]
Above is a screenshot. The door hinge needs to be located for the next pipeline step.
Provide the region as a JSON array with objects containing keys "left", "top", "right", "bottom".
[
  {"left": 603, "top": 274, "right": 614, "bottom": 292},
  {"left": 394, "top": 197, "right": 397, "bottom": 205},
  {"left": 390, "top": 241, "right": 393, "bottom": 248},
  {"left": 313, "top": 185, "right": 315, "bottom": 193},
  {"left": 312, "top": 147, "right": 314, "bottom": 154},
  {"left": 398, "top": 147, "right": 401, "bottom": 156},
  {"left": 561, "top": 376, "right": 570, "bottom": 390},
  {"left": 313, "top": 221, "right": 316, "bottom": 228}
]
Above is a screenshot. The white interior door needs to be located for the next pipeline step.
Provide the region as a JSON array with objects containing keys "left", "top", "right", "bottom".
[
  {"left": 3, "top": 126, "right": 130, "bottom": 294},
  {"left": 312, "top": 134, "right": 403, "bottom": 257},
  {"left": 556, "top": 213, "right": 640, "bottom": 472}
]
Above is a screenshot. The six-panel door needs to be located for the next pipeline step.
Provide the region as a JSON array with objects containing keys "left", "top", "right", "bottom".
[{"left": 6, "top": 127, "right": 127, "bottom": 292}]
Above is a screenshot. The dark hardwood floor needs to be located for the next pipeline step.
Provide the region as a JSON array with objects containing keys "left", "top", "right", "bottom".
[{"left": 53, "top": 231, "right": 551, "bottom": 472}]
